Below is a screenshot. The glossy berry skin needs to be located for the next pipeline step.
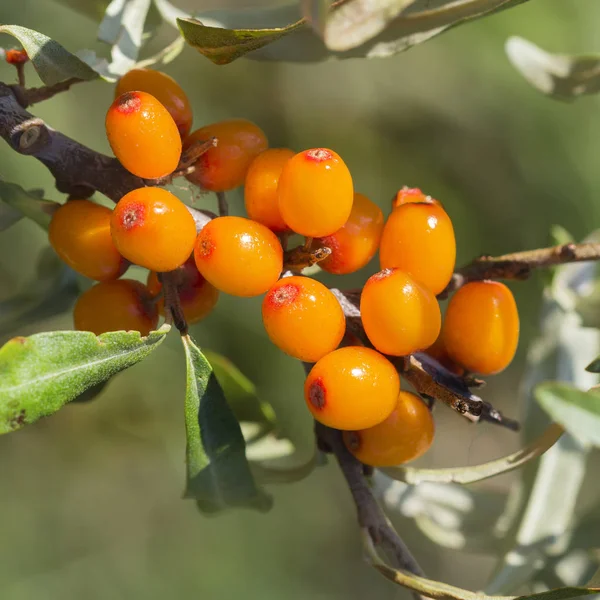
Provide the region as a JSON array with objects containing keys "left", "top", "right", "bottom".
[
  {"left": 73, "top": 279, "right": 158, "bottom": 336},
  {"left": 111, "top": 187, "right": 196, "bottom": 272},
  {"left": 184, "top": 119, "right": 268, "bottom": 191},
  {"left": 5, "top": 49, "right": 28, "bottom": 65},
  {"left": 317, "top": 192, "right": 384, "bottom": 275},
  {"left": 278, "top": 148, "right": 354, "bottom": 238},
  {"left": 360, "top": 268, "right": 441, "bottom": 356},
  {"left": 344, "top": 391, "right": 434, "bottom": 467},
  {"left": 425, "top": 333, "right": 465, "bottom": 376},
  {"left": 304, "top": 346, "right": 399, "bottom": 430},
  {"left": 379, "top": 202, "right": 456, "bottom": 295},
  {"left": 147, "top": 257, "right": 219, "bottom": 324},
  {"left": 115, "top": 68, "right": 193, "bottom": 137},
  {"left": 262, "top": 276, "right": 345, "bottom": 362},
  {"left": 391, "top": 187, "right": 441, "bottom": 209},
  {"left": 244, "top": 148, "right": 294, "bottom": 232},
  {"left": 106, "top": 91, "right": 181, "bottom": 179},
  {"left": 194, "top": 216, "right": 283, "bottom": 297},
  {"left": 442, "top": 281, "right": 519, "bottom": 375},
  {"left": 49, "top": 200, "right": 127, "bottom": 281}
]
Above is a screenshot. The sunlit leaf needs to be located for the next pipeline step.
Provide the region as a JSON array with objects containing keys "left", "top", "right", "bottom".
[
  {"left": 181, "top": 336, "right": 272, "bottom": 513},
  {"left": 0, "top": 181, "right": 58, "bottom": 230},
  {"left": 0, "top": 325, "right": 169, "bottom": 434},
  {"left": 0, "top": 25, "right": 98, "bottom": 85},
  {"left": 506, "top": 37, "right": 600, "bottom": 100}
]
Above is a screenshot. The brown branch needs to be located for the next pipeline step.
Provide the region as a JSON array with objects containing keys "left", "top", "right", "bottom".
[{"left": 15, "top": 77, "right": 85, "bottom": 107}]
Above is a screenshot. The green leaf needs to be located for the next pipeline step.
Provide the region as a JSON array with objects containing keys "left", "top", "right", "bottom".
[
  {"left": 177, "top": 16, "right": 304, "bottom": 65},
  {"left": 0, "top": 25, "right": 98, "bottom": 85},
  {"left": 535, "top": 383, "right": 600, "bottom": 447},
  {"left": 506, "top": 37, "right": 600, "bottom": 100},
  {"left": 0, "top": 325, "right": 169, "bottom": 434},
  {"left": 382, "top": 423, "right": 563, "bottom": 485},
  {"left": 181, "top": 336, "right": 271, "bottom": 513},
  {"left": 0, "top": 181, "right": 58, "bottom": 230},
  {"left": 0, "top": 203, "right": 22, "bottom": 232}
]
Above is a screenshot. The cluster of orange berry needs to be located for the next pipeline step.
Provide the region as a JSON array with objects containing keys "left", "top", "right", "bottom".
[{"left": 47, "top": 68, "right": 520, "bottom": 468}]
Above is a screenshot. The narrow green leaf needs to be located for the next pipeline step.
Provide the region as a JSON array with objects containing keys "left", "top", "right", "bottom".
[
  {"left": 0, "top": 25, "right": 98, "bottom": 85},
  {"left": 586, "top": 357, "right": 600, "bottom": 373},
  {"left": 0, "top": 181, "right": 58, "bottom": 230},
  {"left": 382, "top": 423, "right": 563, "bottom": 485},
  {"left": 536, "top": 383, "right": 600, "bottom": 446},
  {"left": 0, "top": 325, "right": 169, "bottom": 433},
  {"left": 177, "top": 17, "right": 304, "bottom": 65},
  {"left": 506, "top": 37, "right": 600, "bottom": 100},
  {"left": 181, "top": 336, "right": 271, "bottom": 513}
]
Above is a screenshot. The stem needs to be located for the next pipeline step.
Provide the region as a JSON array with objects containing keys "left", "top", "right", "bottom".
[
  {"left": 18, "top": 77, "right": 84, "bottom": 107},
  {"left": 159, "top": 272, "right": 188, "bottom": 335},
  {"left": 16, "top": 64, "right": 25, "bottom": 88},
  {"left": 216, "top": 191, "right": 229, "bottom": 216}
]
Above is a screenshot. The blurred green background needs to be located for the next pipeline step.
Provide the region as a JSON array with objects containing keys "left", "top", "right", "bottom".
[{"left": 1, "top": 0, "right": 600, "bottom": 598}]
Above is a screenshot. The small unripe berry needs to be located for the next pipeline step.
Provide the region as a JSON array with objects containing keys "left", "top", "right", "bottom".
[
  {"left": 115, "top": 68, "right": 193, "bottom": 137},
  {"left": 194, "top": 216, "right": 283, "bottom": 297},
  {"left": 244, "top": 148, "right": 294, "bottom": 232},
  {"left": 380, "top": 201, "right": 456, "bottom": 295},
  {"left": 184, "top": 119, "right": 268, "bottom": 191},
  {"left": 360, "top": 268, "right": 441, "bottom": 356},
  {"left": 106, "top": 91, "right": 181, "bottom": 179},
  {"left": 317, "top": 192, "right": 383, "bottom": 275},
  {"left": 278, "top": 148, "right": 354, "bottom": 238},
  {"left": 5, "top": 49, "right": 28, "bottom": 65},
  {"left": 111, "top": 187, "right": 197, "bottom": 272},
  {"left": 304, "top": 346, "right": 399, "bottom": 430},
  {"left": 442, "top": 281, "right": 519, "bottom": 375},
  {"left": 73, "top": 279, "right": 158, "bottom": 336},
  {"left": 262, "top": 276, "right": 345, "bottom": 362},
  {"left": 49, "top": 199, "right": 127, "bottom": 281},
  {"left": 344, "top": 391, "right": 434, "bottom": 467}
]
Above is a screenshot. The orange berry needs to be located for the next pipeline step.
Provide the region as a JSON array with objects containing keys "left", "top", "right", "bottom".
[
  {"left": 194, "top": 216, "right": 282, "bottom": 297},
  {"left": 106, "top": 91, "right": 181, "bottom": 179},
  {"left": 343, "top": 391, "right": 434, "bottom": 467},
  {"left": 262, "top": 276, "right": 345, "bottom": 362},
  {"left": 147, "top": 257, "right": 219, "bottom": 324},
  {"left": 5, "top": 49, "right": 28, "bottom": 65},
  {"left": 360, "top": 268, "right": 441, "bottom": 356},
  {"left": 115, "top": 68, "right": 193, "bottom": 137},
  {"left": 184, "top": 119, "right": 268, "bottom": 191},
  {"left": 379, "top": 201, "right": 456, "bottom": 295},
  {"left": 278, "top": 148, "right": 354, "bottom": 238},
  {"left": 391, "top": 187, "right": 441, "bottom": 209},
  {"left": 73, "top": 279, "right": 158, "bottom": 336},
  {"left": 317, "top": 192, "right": 383, "bottom": 275},
  {"left": 424, "top": 333, "right": 465, "bottom": 376},
  {"left": 111, "top": 187, "right": 196, "bottom": 272},
  {"left": 305, "top": 346, "right": 399, "bottom": 430},
  {"left": 48, "top": 200, "right": 127, "bottom": 281},
  {"left": 442, "top": 281, "right": 519, "bottom": 375},
  {"left": 244, "top": 148, "right": 294, "bottom": 231}
]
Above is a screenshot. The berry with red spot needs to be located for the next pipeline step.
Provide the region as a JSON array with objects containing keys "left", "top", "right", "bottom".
[
  {"left": 262, "top": 276, "right": 345, "bottom": 362},
  {"left": 304, "top": 346, "right": 399, "bottom": 430},
  {"left": 111, "top": 187, "right": 196, "bottom": 272},
  {"left": 106, "top": 91, "right": 181, "bottom": 179}
]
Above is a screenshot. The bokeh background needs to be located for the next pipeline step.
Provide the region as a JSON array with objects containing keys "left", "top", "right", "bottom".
[{"left": 1, "top": 0, "right": 599, "bottom": 598}]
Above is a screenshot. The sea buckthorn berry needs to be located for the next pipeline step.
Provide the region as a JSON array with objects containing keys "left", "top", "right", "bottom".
[
  {"left": 184, "top": 119, "right": 268, "bottom": 191},
  {"left": 49, "top": 199, "right": 127, "bottom": 281},
  {"left": 425, "top": 333, "right": 465, "bottom": 376},
  {"left": 278, "top": 148, "right": 354, "bottom": 238},
  {"left": 106, "top": 91, "right": 181, "bottom": 179},
  {"left": 115, "top": 68, "right": 193, "bottom": 137},
  {"left": 5, "top": 49, "right": 28, "bottom": 65},
  {"left": 442, "top": 281, "right": 519, "bottom": 375},
  {"left": 391, "top": 187, "right": 441, "bottom": 209},
  {"left": 360, "top": 268, "right": 441, "bottom": 356},
  {"left": 317, "top": 192, "right": 384, "bottom": 275},
  {"left": 111, "top": 187, "right": 196, "bottom": 272},
  {"left": 73, "top": 279, "right": 158, "bottom": 336},
  {"left": 379, "top": 201, "right": 456, "bottom": 295},
  {"left": 244, "top": 148, "right": 294, "bottom": 232},
  {"left": 305, "top": 346, "right": 399, "bottom": 430},
  {"left": 262, "top": 276, "right": 345, "bottom": 362},
  {"left": 194, "top": 216, "right": 283, "bottom": 297},
  {"left": 343, "top": 391, "right": 434, "bottom": 467},
  {"left": 147, "top": 257, "right": 219, "bottom": 324}
]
